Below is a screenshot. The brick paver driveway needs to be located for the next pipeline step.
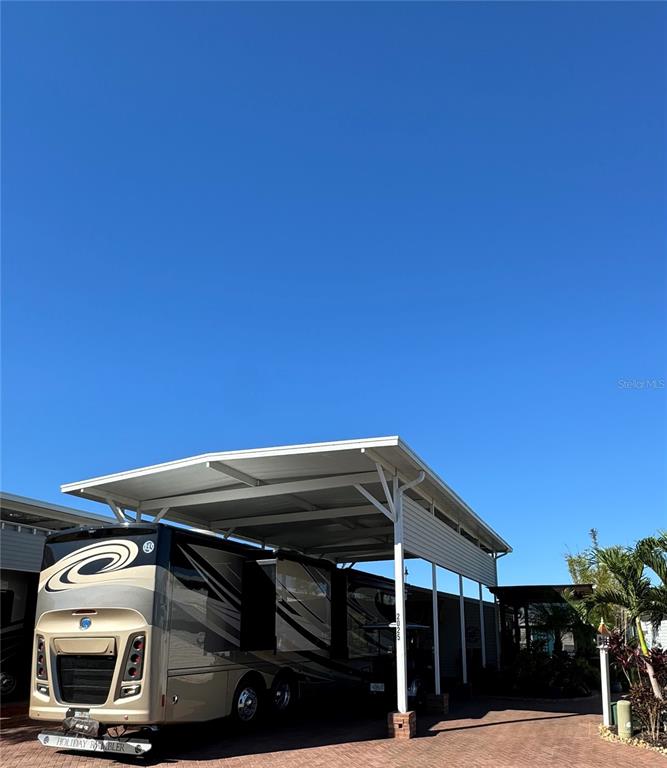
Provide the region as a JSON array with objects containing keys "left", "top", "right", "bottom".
[{"left": 1, "top": 696, "right": 662, "bottom": 768}]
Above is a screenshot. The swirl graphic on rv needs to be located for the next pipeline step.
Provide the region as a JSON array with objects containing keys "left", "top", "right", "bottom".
[{"left": 44, "top": 539, "right": 139, "bottom": 592}]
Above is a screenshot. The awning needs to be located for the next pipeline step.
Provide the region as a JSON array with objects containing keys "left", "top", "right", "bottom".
[{"left": 61, "top": 436, "right": 510, "bottom": 573}]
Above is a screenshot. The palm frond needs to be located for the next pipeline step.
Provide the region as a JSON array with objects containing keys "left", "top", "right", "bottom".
[
  {"left": 586, "top": 587, "right": 634, "bottom": 614},
  {"left": 636, "top": 534, "right": 667, "bottom": 586}
]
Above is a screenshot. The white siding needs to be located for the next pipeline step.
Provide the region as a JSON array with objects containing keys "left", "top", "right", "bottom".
[
  {"left": 0, "top": 526, "right": 46, "bottom": 572},
  {"left": 641, "top": 619, "right": 667, "bottom": 649},
  {"left": 402, "top": 497, "right": 497, "bottom": 586}
]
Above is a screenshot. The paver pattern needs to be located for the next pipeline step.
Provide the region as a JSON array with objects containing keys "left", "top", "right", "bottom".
[{"left": 1, "top": 696, "right": 662, "bottom": 768}]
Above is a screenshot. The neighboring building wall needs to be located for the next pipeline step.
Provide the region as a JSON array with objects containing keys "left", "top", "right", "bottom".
[
  {"left": 0, "top": 523, "right": 48, "bottom": 572},
  {"left": 641, "top": 619, "right": 667, "bottom": 649}
]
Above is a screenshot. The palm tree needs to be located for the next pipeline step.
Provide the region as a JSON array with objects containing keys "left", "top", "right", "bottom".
[
  {"left": 565, "top": 529, "right": 624, "bottom": 629},
  {"left": 637, "top": 533, "right": 667, "bottom": 622},
  {"left": 531, "top": 602, "right": 587, "bottom": 654},
  {"left": 636, "top": 532, "right": 667, "bottom": 586},
  {"left": 586, "top": 545, "right": 664, "bottom": 701}
]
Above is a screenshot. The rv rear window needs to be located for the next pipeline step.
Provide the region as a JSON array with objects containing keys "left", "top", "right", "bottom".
[{"left": 42, "top": 530, "right": 158, "bottom": 570}]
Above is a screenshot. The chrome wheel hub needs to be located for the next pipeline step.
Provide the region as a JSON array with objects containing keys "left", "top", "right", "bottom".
[
  {"left": 274, "top": 681, "right": 291, "bottom": 711},
  {"left": 0, "top": 673, "right": 16, "bottom": 695},
  {"left": 237, "top": 687, "right": 258, "bottom": 722}
]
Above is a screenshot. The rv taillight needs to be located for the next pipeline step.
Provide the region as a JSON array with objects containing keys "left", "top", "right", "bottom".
[
  {"left": 36, "top": 636, "right": 48, "bottom": 680},
  {"left": 123, "top": 634, "right": 145, "bottom": 682}
]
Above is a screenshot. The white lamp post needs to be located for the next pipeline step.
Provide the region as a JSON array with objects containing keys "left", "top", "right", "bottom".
[{"left": 596, "top": 620, "right": 612, "bottom": 727}]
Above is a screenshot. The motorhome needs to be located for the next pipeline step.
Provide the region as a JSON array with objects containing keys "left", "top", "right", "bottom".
[{"left": 30, "top": 523, "right": 429, "bottom": 755}]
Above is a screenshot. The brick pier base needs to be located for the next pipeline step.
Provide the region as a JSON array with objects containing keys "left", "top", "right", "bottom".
[
  {"left": 425, "top": 692, "right": 449, "bottom": 714},
  {"left": 387, "top": 711, "right": 416, "bottom": 739}
]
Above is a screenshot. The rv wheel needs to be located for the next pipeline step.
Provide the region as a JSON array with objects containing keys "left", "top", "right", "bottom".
[
  {"left": 270, "top": 674, "right": 296, "bottom": 716},
  {"left": 0, "top": 672, "right": 17, "bottom": 699},
  {"left": 231, "top": 679, "right": 262, "bottom": 725}
]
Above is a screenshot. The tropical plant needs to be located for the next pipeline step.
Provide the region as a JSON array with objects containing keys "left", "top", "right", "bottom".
[
  {"left": 585, "top": 545, "right": 664, "bottom": 701},
  {"left": 608, "top": 628, "right": 641, "bottom": 687},
  {"left": 565, "top": 529, "right": 624, "bottom": 629},
  {"left": 499, "top": 648, "right": 598, "bottom": 698},
  {"left": 636, "top": 532, "right": 667, "bottom": 585},
  {"left": 608, "top": 632, "right": 667, "bottom": 745},
  {"left": 636, "top": 532, "right": 667, "bottom": 622},
  {"left": 530, "top": 602, "right": 592, "bottom": 654}
]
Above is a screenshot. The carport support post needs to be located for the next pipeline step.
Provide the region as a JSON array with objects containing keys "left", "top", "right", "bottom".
[
  {"left": 494, "top": 556, "right": 502, "bottom": 668},
  {"left": 432, "top": 563, "right": 441, "bottom": 695},
  {"left": 459, "top": 574, "right": 468, "bottom": 685},
  {"left": 393, "top": 475, "right": 409, "bottom": 714},
  {"left": 478, "top": 582, "right": 487, "bottom": 668}
]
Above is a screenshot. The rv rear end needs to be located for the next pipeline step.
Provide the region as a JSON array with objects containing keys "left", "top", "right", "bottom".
[{"left": 29, "top": 525, "right": 167, "bottom": 754}]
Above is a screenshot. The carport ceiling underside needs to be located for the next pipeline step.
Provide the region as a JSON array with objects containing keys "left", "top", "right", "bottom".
[{"left": 62, "top": 437, "right": 510, "bottom": 565}]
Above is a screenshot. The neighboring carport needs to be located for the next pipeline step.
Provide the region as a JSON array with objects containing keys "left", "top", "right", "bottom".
[
  {"left": 0, "top": 491, "right": 112, "bottom": 573},
  {"left": 0, "top": 492, "right": 111, "bottom": 699},
  {"left": 489, "top": 583, "right": 593, "bottom": 661},
  {"left": 61, "top": 436, "right": 511, "bottom": 731}
]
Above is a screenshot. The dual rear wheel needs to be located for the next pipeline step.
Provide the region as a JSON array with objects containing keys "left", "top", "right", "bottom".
[{"left": 231, "top": 674, "right": 296, "bottom": 726}]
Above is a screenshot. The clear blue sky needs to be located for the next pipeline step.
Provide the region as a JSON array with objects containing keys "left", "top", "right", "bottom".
[{"left": 2, "top": 2, "right": 665, "bottom": 595}]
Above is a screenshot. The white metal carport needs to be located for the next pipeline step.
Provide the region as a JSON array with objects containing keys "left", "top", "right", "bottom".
[{"left": 61, "top": 436, "right": 511, "bottom": 716}]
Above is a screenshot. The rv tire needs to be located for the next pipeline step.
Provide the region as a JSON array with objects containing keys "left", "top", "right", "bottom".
[
  {"left": 0, "top": 672, "right": 17, "bottom": 699},
  {"left": 230, "top": 677, "right": 263, "bottom": 726},
  {"left": 270, "top": 672, "right": 297, "bottom": 717}
]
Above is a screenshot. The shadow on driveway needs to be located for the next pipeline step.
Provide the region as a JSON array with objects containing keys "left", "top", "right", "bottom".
[{"left": 0, "top": 693, "right": 602, "bottom": 764}]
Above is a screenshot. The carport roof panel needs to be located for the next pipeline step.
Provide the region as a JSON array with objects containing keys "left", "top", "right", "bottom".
[
  {"left": 61, "top": 436, "right": 511, "bottom": 554},
  {"left": 0, "top": 491, "right": 112, "bottom": 531}
]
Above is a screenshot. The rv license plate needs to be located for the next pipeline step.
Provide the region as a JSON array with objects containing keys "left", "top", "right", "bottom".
[
  {"left": 370, "top": 682, "right": 385, "bottom": 692},
  {"left": 38, "top": 732, "right": 151, "bottom": 755}
]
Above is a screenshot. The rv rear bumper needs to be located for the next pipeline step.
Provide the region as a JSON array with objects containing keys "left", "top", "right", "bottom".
[
  {"left": 30, "top": 702, "right": 156, "bottom": 725},
  {"left": 38, "top": 730, "right": 152, "bottom": 755}
]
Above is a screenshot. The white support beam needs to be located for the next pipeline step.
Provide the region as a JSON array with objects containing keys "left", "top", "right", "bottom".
[
  {"left": 459, "top": 574, "right": 468, "bottom": 685},
  {"left": 375, "top": 463, "right": 395, "bottom": 516},
  {"left": 140, "top": 471, "right": 379, "bottom": 511},
  {"left": 207, "top": 461, "right": 315, "bottom": 512},
  {"left": 331, "top": 549, "right": 394, "bottom": 562},
  {"left": 74, "top": 487, "right": 141, "bottom": 510},
  {"left": 206, "top": 461, "right": 261, "bottom": 487},
  {"left": 106, "top": 499, "right": 127, "bottom": 524},
  {"left": 360, "top": 447, "right": 399, "bottom": 481},
  {"left": 393, "top": 474, "right": 409, "bottom": 714},
  {"left": 479, "top": 582, "right": 487, "bottom": 669},
  {"left": 209, "top": 505, "right": 377, "bottom": 529},
  {"left": 297, "top": 525, "right": 393, "bottom": 548},
  {"left": 311, "top": 541, "right": 394, "bottom": 555},
  {"left": 152, "top": 507, "right": 171, "bottom": 523},
  {"left": 353, "top": 484, "right": 393, "bottom": 519},
  {"left": 432, "top": 562, "right": 441, "bottom": 695},
  {"left": 494, "top": 557, "right": 502, "bottom": 668}
]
